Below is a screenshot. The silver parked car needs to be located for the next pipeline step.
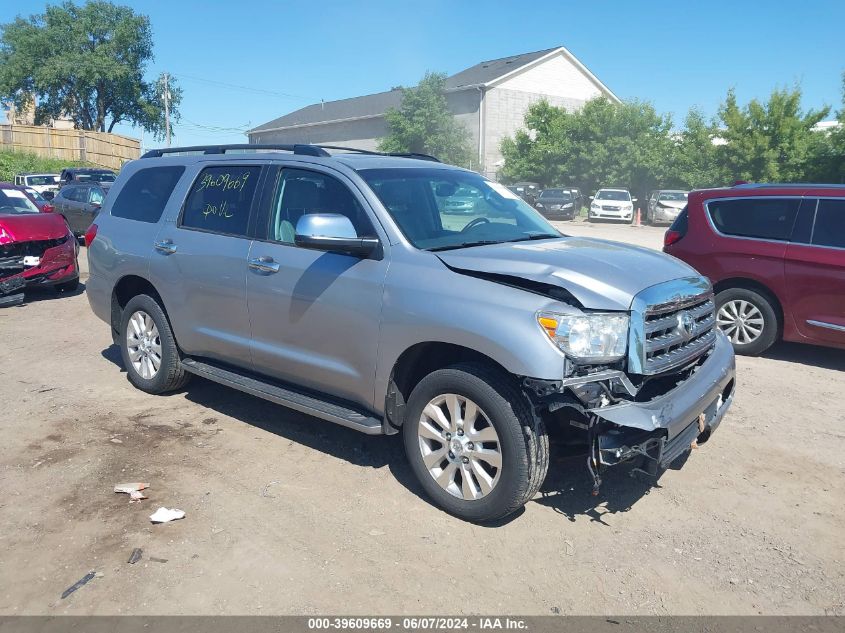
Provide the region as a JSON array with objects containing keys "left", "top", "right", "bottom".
[
  {"left": 86, "top": 144, "right": 735, "bottom": 522},
  {"left": 646, "top": 190, "right": 688, "bottom": 225}
]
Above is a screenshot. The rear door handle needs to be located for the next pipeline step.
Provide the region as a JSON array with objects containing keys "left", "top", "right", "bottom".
[
  {"left": 248, "top": 256, "right": 280, "bottom": 274},
  {"left": 154, "top": 239, "right": 177, "bottom": 254}
]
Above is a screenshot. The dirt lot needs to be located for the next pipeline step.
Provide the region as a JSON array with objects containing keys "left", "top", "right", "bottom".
[{"left": 1, "top": 222, "right": 843, "bottom": 616}]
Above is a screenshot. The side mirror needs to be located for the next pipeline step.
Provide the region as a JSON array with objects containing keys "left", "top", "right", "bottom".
[
  {"left": 42, "top": 191, "right": 55, "bottom": 201},
  {"left": 631, "top": 198, "right": 638, "bottom": 202},
  {"left": 589, "top": 196, "right": 594, "bottom": 200},
  {"left": 294, "top": 214, "right": 379, "bottom": 257}
]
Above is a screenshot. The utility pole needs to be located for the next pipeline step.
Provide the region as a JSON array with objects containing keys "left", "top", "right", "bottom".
[{"left": 163, "top": 72, "right": 171, "bottom": 148}]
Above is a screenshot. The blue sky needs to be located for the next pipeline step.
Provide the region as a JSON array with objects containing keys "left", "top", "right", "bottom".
[{"left": 3, "top": 0, "right": 844, "bottom": 149}]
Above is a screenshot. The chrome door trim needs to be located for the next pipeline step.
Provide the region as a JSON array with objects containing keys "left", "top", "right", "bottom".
[{"left": 807, "top": 319, "right": 845, "bottom": 333}]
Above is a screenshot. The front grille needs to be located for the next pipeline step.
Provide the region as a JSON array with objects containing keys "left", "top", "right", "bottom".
[
  {"left": 601, "top": 205, "right": 621, "bottom": 211},
  {"left": 643, "top": 296, "right": 716, "bottom": 373},
  {"left": 628, "top": 277, "right": 716, "bottom": 375}
]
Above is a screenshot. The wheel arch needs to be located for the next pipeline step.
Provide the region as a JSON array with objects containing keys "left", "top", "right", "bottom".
[
  {"left": 384, "top": 342, "right": 518, "bottom": 430},
  {"left": 110, "top": 275, "right": 173, "bottom": 344},
  {"left": 713, "top": 277, "right": 785, "bottom": 333}
]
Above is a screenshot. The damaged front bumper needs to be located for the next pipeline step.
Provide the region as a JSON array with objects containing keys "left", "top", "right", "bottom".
[
  {"left": 591, "top": 330, "right": 735, "bottom": 473},
  {"left": 0, "top": 235, "right": 78, "bottom": 291}
]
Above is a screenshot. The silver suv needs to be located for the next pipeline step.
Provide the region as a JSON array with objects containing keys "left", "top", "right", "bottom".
[{"left": 86, "top": 144, "right": 736, "bottom": 522}]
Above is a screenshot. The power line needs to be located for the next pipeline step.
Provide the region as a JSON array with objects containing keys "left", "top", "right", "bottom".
[{"left": 170, "top": 72, "right": 309, "bottom": 101}]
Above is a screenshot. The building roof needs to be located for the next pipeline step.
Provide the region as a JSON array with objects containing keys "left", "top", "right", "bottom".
[
  {"left": 249, "top": 46, "right": 616, "bottom": 135},
  {"left": 443, "top": 47, "right": 560, "bottom": 89}
]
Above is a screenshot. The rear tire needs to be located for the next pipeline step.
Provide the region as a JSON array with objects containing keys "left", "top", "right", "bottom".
[
  {"left": 402, "top": 362, "right": 548, "bottom": 522},
  {"left": 715, "top": 287, "right": 779, "bottom": 355},
  {"left": 119, "top": 294, "right": 191, "bottom": 394}
]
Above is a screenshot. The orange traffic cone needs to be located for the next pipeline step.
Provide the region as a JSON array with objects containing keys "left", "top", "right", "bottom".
[{"left": 634, "top": 207, "right": 641, "bottom": 226}]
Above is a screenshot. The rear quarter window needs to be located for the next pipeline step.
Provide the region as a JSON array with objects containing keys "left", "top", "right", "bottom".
[
  {"left": 707, "top": 197, "right": 800, "bottom": 241},
  {"left": 111, "top": 166, "right": 185, "bottom": 223},
  {"left": 180, "top": 165, "right": 260, "bottom": 237}
]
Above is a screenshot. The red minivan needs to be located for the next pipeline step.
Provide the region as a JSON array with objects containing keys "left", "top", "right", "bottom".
[{"left": 664, "top": 184, "right": 845, "bottom": 355}]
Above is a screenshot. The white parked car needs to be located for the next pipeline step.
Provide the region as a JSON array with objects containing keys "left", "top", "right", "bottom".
[
  {"left": 589, "top": 188, "right": 636, "bottom": 222},
  {"left": 14, "top": 173, "right": 61, "bottom": 196}
]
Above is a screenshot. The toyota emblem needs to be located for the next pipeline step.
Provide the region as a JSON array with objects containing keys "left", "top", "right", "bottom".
[{"left": 677, "top": 311, "right": 695, "bottom": 340}]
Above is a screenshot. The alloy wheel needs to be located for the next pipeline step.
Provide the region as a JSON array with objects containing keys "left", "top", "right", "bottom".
[
  {"left": 126, "top": 310, "right": 162, "bottom": 379},
  {"left": 417, "top": 393, "right": 502, "bottom": 501},
  {"left": 717, "top": 299, "right": 765, "bottom": 345}
]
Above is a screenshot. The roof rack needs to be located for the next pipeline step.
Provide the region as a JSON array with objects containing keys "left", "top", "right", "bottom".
[
  {"left": 140, "top": 143, "right": 441, "bottom": 162},
  {"left": 315, "top": 145, "right": 441, "bottom": 162},
  {"left": 141, "top": 144, "right": 331, "bottom": 159}
]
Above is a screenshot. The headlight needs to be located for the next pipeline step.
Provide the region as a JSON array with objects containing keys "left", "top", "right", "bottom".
[
  {"left": 537, "top": 312, "right": 629, "bottom": 362},
  {"left": 536, "top": 203, "right": 544, "bottom": 208},
  {"left": 563, "top": 203, "right": 573, "bottom": 209},
  {"left": 590, "top": 202, "right": 600, "bottom": 209}
]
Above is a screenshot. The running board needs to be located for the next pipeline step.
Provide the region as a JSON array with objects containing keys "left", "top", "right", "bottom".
[{"left": 180, "top": 358, "right": 384, "bottom": 435}]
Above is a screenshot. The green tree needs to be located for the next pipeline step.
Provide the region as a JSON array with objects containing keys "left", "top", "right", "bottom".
[
  {"left": 805, "top": 73, "right": 845, "bottom": 183},
  {"left": 0, "top": 1, "right": 180, "bottom": 139},
  {"left": 500, "top": 97, "right": 674, "bottom": 200},
  {"left": 716, "top": 87, "right": 829, "bottom": 182},
  {"left": 378, "top": 72, "right": 471, "bottom": 167},
  {"left": 669, "top": 107, "right": 726, "bottom": 189}
]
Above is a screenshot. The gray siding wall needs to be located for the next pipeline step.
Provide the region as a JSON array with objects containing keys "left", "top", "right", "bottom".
[
  {"left": 248, "top": 90, "right": 482, "bottom": 167},
  {"left": 481, "top": 88, "right": 585, "bottom": 179}
]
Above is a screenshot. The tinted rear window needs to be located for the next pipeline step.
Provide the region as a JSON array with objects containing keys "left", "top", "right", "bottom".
[
  {"left": 812, "top": 199, "right": 845, "bottom": 249},
  {"left": 708, "top": 198, "right": 800, "bottom": 241},
  {"left": 181, "top": 166, "right": 260, "bottom": 237},
  {"left": 111, "top": 166, "right": 185, "bottom": 223}
]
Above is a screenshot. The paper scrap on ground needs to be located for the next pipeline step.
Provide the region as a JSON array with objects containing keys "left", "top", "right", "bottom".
[
  {"left": 149, "top": 507, "right": 185, "bottom": 523},
  {"left": 114, "top": 483, "right": 149, "bottom": 503}
]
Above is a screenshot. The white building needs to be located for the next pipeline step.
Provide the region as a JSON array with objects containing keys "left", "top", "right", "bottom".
[{"left": 248, "top": 46, "right": 619, "bottom": 179}]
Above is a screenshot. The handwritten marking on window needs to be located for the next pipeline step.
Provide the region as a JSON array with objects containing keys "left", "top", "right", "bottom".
[
  {"left": 202, "top": 199, "right": 233, "bottom": 219},
  {"left": 196, "top": 171, "right": 250, "bottom": 193}
]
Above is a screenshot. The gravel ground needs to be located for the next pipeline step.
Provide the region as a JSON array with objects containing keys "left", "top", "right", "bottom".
[{"left": 0, "top": 224, "right": 842, "bottom": 616}]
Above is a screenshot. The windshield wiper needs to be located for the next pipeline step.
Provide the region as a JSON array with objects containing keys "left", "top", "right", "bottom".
[
  {"left": 506, "top": 233, "right": 562, "bottom": 243},
  {"left": 427, "top": 240, "right": 503, "bottom": 252}
]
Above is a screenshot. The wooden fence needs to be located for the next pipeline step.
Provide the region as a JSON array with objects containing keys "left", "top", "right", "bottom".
[{"left": 0, "top": 124, "right": 140, "bottom": 170}]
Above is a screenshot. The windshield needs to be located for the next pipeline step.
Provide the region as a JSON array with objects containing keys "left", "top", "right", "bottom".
[
  {"left": 360, "top": 168, "right": 561, "bottom": 251},
  {"left": 0, "top": 189, "right": 41, "bottom": 214},
  {"left": 658, "top": 191, "right": 688, "bottom": 201},
  {"left": 26, "top": 175, "right": 59, "bottom": 186},
  {"left": 75, "top": 172, "right": 116, "bottom": 183},
  {"left": 540, "top": 189, "right": 572, "bottom": 200},
  {"left": 596, "top": 190, "right": 631, "bottom": 201}
]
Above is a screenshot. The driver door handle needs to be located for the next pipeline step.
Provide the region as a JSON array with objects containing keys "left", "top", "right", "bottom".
[
  {"left": 154, "top": 239, "right": 177, "bottom": 254},
  {"left": 248, "top": 256, "right": 281, "bottom": 274}
]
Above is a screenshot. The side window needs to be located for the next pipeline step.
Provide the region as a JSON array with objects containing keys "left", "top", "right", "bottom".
[
  {"left": 111, "top": 166, "right": 184, "bottom": 223},
  {"left": 181, "top": 165, "right": 260, "bottom": 237},
  {"left": 811, "top": 199, "right": 845, "bottom": 249},
  {"left": 708, "top": 197, "right": 800, "bottom": 241},
  {"left": 790, "top": 198, "right": 817, "bottom": 245},
  {"left": 268, "top": 168, "right": 372, "bottom": 244}
]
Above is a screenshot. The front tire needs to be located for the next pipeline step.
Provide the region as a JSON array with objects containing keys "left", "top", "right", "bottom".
[
  {"left": 402, "top": 363, "right": 548, "bottom": 522},
  {"left": 119, "top": 294, "right": 191, "bottom": 394},
  {"left": 715, "top": 287, "right": 779, "bottom": 355}
]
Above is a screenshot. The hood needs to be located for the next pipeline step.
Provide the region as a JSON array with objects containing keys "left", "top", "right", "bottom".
[
  {"left": 0, "top": 212, "right": 69, "bottom": 243},
  {"left": 436, "top": 237, "right": 700, "bottom": 311},
  {"left": 657, "top": 199, "right": 686, "bottom": 209}
]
